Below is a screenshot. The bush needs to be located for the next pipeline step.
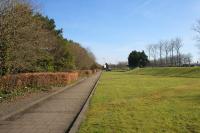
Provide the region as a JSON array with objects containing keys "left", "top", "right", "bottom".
[
  {"left": 128, "top": 50, "right": 149, "bottom": 68},
  {"left": 0, "top": 72, "right": 79, "bottom": 92},
  {"left": 78, "top": 70, "right": 95, "bottom": 77},
  {"left": 0, "top": 41, "right": 7, "bottom": 76}
]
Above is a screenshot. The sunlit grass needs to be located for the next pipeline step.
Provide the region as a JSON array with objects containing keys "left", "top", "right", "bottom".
[
  {"left": 79, "top": 70, "right": 200, "bottom": 133},
  {"left": 129, "top": 67, "right": 200, "bottom": 78}
]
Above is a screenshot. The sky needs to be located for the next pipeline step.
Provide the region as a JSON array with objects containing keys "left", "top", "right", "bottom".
[{"left": 38, "top": 0, "right": 200, "bottom": 64}]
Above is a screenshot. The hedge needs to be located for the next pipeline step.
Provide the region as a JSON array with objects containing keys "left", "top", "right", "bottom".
[{"left": 0, "top": 72, "right": 79, "bottom": 92}]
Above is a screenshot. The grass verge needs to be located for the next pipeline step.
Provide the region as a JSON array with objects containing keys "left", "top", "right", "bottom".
[{"left": 79, "top": 70, "right": 200, "bottom": 133}]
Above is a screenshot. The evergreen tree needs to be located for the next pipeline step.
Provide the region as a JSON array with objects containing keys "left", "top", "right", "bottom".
[{"left": 128, "top": 50, "right": 149, "bottom": 68}]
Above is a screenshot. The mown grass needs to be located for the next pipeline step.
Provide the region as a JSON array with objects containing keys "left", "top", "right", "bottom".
[
  {"left": 129, "top": 67, "right": 200, "bottom": 78},
  {"left": 79, "top": 68, "right": 200, "bottom": 133}
]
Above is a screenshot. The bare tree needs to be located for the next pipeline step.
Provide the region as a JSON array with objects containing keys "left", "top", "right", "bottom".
[
  {"left": 193, "top": 20, "right": 200, "bottom": 56},
  {"left": 169, "top": 39, "right": 176, "bottom": 66},
  {"left": 151, "top": 44, "right": 158, "bottom": 66},
  {"left": 146, "top": 44, "right": 153, "bottom": 60},
  {"left": 158, "top": 41, "right": 165, "bottom": 65},
  {"left": 193, "top": 20, "right": 200, "bottom": 42},
  {"left": 163, "top": 40, "right": 170, "bottom": 66},
  {"left": 182, "top": 53, "right": 192, "bottom": 65},
  {"left": 174, "top": 38, "right": 183, "bottom": 66},
  {"left": 144, "top": 38, "right": 186, "bottom": 67},
  {"left": 68, "top": 42, "right": 96, "bottom": 70}
]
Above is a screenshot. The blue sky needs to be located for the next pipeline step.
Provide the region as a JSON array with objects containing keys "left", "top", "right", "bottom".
[{"left": 39, "top": 0, "right": 200, "bottom": 64}]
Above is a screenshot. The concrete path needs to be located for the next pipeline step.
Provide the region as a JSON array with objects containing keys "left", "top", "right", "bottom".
[{"left": 0, "top": 72, "right": 101, "bottom": 133}]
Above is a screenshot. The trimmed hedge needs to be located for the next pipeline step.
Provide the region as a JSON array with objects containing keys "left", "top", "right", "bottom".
[
  {"left": 0, "top": 72, "right": 79, "bottom": 92},
  {"left": 78, "top": 70, "right": 98, "bottom": 77}
]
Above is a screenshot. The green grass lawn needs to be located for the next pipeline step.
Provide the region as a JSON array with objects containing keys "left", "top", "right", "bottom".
[
  {"left": 79, "top": 68, "right": 200, "bottom": 133},
  {"left": 130, "top": 67, "right": 200, "bottom": 78}
]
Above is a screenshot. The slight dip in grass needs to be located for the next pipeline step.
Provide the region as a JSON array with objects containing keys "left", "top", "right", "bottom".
[{"left": 79, "top": 68, "right": 200, "bottom": 133}]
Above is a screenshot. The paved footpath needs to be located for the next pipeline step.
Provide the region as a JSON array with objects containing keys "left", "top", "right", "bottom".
[{"left": 0, "top": 72, "right": 101, "bottom": 133}]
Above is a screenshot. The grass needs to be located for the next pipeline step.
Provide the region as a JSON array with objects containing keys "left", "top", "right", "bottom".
[
  {"left": 79, "top": 68, "right": 200, "bottom": 133},
  {"left": 129, "top": 67, "right": 200, "bottom": 78}
]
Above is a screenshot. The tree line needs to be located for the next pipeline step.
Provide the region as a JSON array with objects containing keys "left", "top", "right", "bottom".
[
  {"left": 146, "top": 38, "right": 192, "bottom": 67},
  {"left": 127, "top": 37, "right": 193, "bottom": 68},
  {"left": 0, "top": 0, "right": 98, "bottom": 76}
]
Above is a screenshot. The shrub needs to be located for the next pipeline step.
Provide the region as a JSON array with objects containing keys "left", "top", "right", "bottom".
[
  {"left": 0, "top": 72, "right": 79, "bottom": 92},
  {"left": 128, "top": 50, "right": 149, "bottom": 68}
]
